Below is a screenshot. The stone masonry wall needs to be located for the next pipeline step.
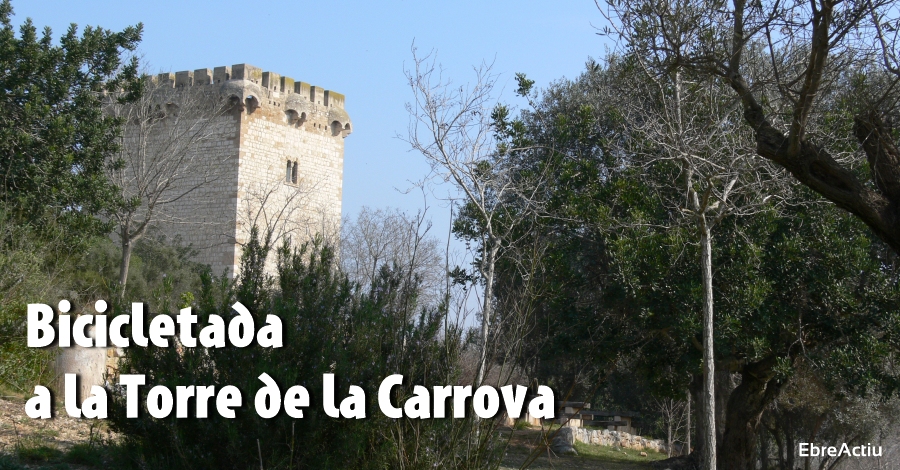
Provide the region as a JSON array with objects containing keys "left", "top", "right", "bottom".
[
  {"left": 569, "top": 427, "right": 686, "bottom": 455},
  {"left": 124, "top": 63, "right": 350, "bottom": 277},
  {"left": 235, "top": 89, "right": 345, "bottom": 274},
  {"left": 129, "top": 109, "right": 242, "bottom": 277}
]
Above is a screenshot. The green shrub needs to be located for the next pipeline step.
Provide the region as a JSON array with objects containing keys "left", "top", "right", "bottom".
[
  {"left": 107, "top": 228, "right": 502, "bottom": 470},
  {"left": 0, "top": 220, "right": 207, "bottom": 393},
  {"left": 15, "top": 444, "right": 62, "bottom": 463},
  {"left": 63, "top": 444, "right": 103, "bottom": 467},
  {"left": 0, "top": 454, "right": 25, "bottom": 470},
  {"left": 0, "top": 211, "right": 64, "bottom": 393},
  {"left": 73, "top": 233, "right": 206, "bottom": 308}
]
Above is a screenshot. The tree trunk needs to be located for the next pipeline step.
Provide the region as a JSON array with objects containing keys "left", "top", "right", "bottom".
[
  {"left": 715, "top": 367, "right": 734, "bottom": 445},
  {"left": 686, "top": 388, "right": 691, "bottom": 456},
  {"left": 691, "top": 372, "right": 707, "bottom": 460},
  {"left": 474, "top": 243, "right": 498, "bottom": 387},
  {"left": 119, "top": 231, "right": 133, "bottom": 296},
  {"left": 668, "top": 416, "right": 673, "bottom": 457},
  {"left": 785, "top": 417, "right": 795, "bottom": 470},
  {"left": 718, "top": 356, "right": 783, "bottom": 470},
  {"left": 699, "top": 219, "right": 716, "bottom": 470},
  {"left": 117, "top": 215, "right": 151, "bottom": 298},
  {"left": 772, "top": 426, "right": 785, "bottom": 470},
  {"left": 757, "top": 421, "right": 768, "bottom": 470}
]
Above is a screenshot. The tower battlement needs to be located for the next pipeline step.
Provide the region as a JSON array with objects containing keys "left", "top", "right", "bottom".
[
  {"left": 133, "top": 62, "right": 349, "bottom": 277},
  {"left": 152, "top": 63, "right": 346, "bottom": 110}
]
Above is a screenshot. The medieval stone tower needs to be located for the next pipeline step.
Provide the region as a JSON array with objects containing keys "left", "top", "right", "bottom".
[{"left": 141, "top": 63, "right": 351, "bottom": 277}]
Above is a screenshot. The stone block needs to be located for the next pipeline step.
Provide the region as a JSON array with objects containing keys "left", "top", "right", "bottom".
[
  {"left": 194, "top": 68, "right": 212, "bottom": 85},
  {"left": 213, "top": 66, "right": 232, "bottom": 83},
  {"left": 175, "top": 70, "right": 194, "bottom": 87}
]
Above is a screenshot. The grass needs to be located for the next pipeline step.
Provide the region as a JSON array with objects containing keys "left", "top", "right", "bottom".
[
  {"left": 63, "top": 444, "right": 104, "bottom": 467},
  {"left": 0, "top": 454, "right": 25, "bottom": 470},
  {"left": 15, "top": 443, "right": 63, "bottom": 463},
  {"left": 32, "top": 429, "right": 60, "bottom": 439},
  {"left": 574, "top": 441, "right": 669, "bottom": 463},
  {"left": 500, "top": 426, "right": 672, "bottom": 470},
  {"left": 2, "top": 444, "right": 111, "bottom": 469},
  {"left": 513, "top": 420, "right": 532, "bottom": 430},
  {"left": 1, "top": 431, "right": 108, "bottom": 469}
]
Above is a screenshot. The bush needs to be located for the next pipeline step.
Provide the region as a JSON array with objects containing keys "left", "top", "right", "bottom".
[
  {"left": 63, "top": 444, "right": 103, "bottom": 467},
  {"left": 0, "top": 215, "right": 207, "bottom": 393},
  {"left": 0, "top": 454, "right": 25, "bottom": 470},
  {"left": 15, "top": 444, "right": 62, "bottom": 463},
  {"left": 0, "top": 210, "right": 68, "bottom": 393},
  {"left": 73, "top": 232, "right": 206, "bottom": 308},
  {"left": 107, "top": 228, "right": 503, "bottom": 469}
]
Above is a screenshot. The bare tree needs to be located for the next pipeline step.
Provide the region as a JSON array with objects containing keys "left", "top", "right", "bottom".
[
  {"left": 654, "top": 396, "right": 690, "bottom": 457},
  {"left": 404, "top": 47, "right": 548, "bottom": 387},
  {"left": 341, "top": 206, "right": 445, "bottom": 303},
  {"left": 235, "top": 176, "right": 324, "bottom": 259},
  {"left": 105, "top": 77, "right": 232, "bottom": 292}
]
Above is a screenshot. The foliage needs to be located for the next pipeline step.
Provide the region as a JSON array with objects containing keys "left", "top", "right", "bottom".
[
  {"left": 15, "top": 442, "right": 63, "bottom": 464},
  {"left": 0, "top": 220, "right": 206, "bottom": 393},
  {"left": 0, "top": 208, "right": 71, "bottom": 393},
  {"left": 0, "top": 455, "right": 25, "bottom": 470},
  {"left": 598, "top": 0, "right": 900, "bottom": 259},
  {"left": 62, "top": 444, "right": 103, "bottom": 467},
  {"left": 0, "top": 0, "right": 143, "bottom": 393},
  {"left": 73, "top": 233, "right": 206, "bottom": 308},
  {"left": 0, "top": 0, "right": 141, "bottom": 244},
  {"left": 486, "top": 60, "right": 900, "bottom": 464},
  {"left": 107, "top": 227, "right": 502, "bottom": 470},
  {"left": 760, "top": 364, "right": 900, "bottom": 469}
]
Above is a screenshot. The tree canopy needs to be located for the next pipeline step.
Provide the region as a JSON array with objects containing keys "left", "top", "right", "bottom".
[
  {"left": 482, "top": 61, "right": 900, "bottom": 469},
  {"left": 0, "top": 0, "right": 141, "bottom": 240}
]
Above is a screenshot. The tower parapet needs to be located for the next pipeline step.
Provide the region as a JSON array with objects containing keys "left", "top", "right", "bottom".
[
  {"left": 153, "top": 63, "right": 348, "bottom": 110},
  {"left": 148, "top": 63, "right": 352, "bottom": 138},
  {"left": 134, "top": 62, "right": 349, "bottom": 278}
]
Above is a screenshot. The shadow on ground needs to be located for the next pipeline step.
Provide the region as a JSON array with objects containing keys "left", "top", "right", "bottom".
[{"left": 500, "top": 427, "right": 674, "bottom": 470}]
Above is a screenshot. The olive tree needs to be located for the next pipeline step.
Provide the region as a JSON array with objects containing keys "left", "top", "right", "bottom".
[{"left": 597, "top": 0, "right": 900, "bottom": 253}]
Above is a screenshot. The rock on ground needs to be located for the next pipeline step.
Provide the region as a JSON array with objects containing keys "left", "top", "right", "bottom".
[{"left": 550, "top": 426, "right": 578, "bottom": 456}]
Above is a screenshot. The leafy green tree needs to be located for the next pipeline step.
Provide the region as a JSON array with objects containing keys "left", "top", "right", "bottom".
[
  {"left": 490, "top": 63, "right": 900, "bottom": 470},
  {"left": 0, "top": 0, "right": 142, "bottom": 393},
  {"left": 0, "top": 0, "right": 141, "bottom": 241}
]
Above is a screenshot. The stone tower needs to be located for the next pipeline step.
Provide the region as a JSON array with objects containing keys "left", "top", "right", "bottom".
[{"left": 141, "top": 63, "right": 351, "bottom": 277}]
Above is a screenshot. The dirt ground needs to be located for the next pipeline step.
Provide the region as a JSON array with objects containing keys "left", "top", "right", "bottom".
[
  {"left": 1, "top": 396, "right": 669, "bottom": 470},
  {"left": 0, "top": 395, "right": 111, "bottom": 454}
]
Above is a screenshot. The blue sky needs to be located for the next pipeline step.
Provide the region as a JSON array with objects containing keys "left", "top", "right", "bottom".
[{"left": 16, "top": 0, "right": 609, "bottom": 250}]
